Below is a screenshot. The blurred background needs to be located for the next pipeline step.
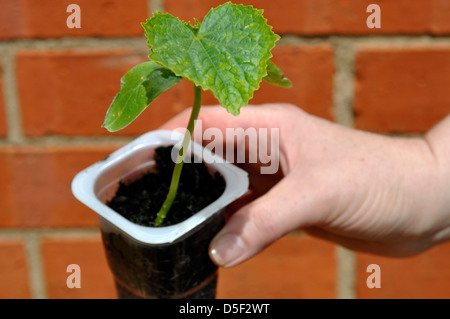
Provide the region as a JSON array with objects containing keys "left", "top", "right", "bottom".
[{"left": 0, "top": 0, "right": 449, "bottom": 299}]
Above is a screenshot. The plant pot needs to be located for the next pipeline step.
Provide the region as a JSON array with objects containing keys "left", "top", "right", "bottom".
[{"left": 71, "top": 130, "right": 249, "bottom": 299}]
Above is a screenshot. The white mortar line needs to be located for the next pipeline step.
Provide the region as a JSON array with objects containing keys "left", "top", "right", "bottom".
[
  {"left": 24, "top": 233, "right": 46, "bottom": 299},
  {"left": 1, "top": 34, "right": 449, "bottom": 50},
  {"left": 0, "top": 38, "right": 149, "bottom": 55},
  {"left": 0, "top": 228, "right": 101, "bottom": 237},
  {"left": 336, "top": 246, "right": 357, "bottom": 299},
  {"left": 150, "top": 0, "right": 164, "bottom": 13},
  {"left": 331, "top": 37, "right": 356, "bottom": 128},
  {"left": 1, "top": 46, "right": 24, "bottom": 143}
]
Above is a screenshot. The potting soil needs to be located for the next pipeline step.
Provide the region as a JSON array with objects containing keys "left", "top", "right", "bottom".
[{"left": 107, "top": 145, "right": 226, "bottom": 227}]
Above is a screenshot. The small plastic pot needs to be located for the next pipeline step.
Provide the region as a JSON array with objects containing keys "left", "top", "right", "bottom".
[{"left": 71, "top": 130, "right": 249, "bottom": 299}]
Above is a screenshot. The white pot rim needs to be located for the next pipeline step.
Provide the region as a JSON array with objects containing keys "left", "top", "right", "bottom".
[{"left": 71, "top": 130, "right": 249, "bottom": 245}]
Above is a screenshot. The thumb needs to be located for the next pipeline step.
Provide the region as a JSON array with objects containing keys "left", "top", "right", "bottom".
[{"left": 209, "top": 172, "right": 325, "bottom": 267}]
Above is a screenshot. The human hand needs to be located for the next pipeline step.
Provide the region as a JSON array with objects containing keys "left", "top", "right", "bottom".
[{"left": 161, "top": 103, "right": 450, "bottom": 267}]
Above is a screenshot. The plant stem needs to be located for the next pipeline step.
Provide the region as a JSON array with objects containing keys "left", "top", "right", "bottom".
[{"left": 154, "top": 84, "right": 202, "bottom": 226}]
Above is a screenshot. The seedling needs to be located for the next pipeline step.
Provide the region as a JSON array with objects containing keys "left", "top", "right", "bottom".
[{"left": 102, "top": 2, "right": 291, "bottom": 226}]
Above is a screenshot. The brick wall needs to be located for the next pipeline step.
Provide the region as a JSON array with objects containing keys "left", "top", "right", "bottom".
[{"left": 0, "top": 0, "right": 449, "bottom": 299}]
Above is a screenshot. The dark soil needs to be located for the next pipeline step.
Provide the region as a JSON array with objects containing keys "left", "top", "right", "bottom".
[{"left": 107, "top": 145, "right": 226, "bottom": 227}]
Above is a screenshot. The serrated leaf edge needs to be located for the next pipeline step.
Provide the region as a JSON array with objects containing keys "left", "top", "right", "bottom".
[{"left": 142, "top": 2, "right": 280, "bottom": 115}]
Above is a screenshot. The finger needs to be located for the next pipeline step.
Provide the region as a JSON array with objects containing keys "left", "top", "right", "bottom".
[
  {"left": 160, "top": 104, "right": 293, "bottom": 170},
  {"left": 209, "top": 172, "right": 327, "bottom": 268},
  {"left": 160, "top": 104, "right": 290, "bottom": 132}
]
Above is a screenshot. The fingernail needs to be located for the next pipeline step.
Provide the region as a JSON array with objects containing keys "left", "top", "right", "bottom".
[{"left": 210, "top": 233, "right": 246, "bottom": 267}]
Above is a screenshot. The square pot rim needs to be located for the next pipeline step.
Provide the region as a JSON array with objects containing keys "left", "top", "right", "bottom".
[{"left": 71, "top": 130, "right": 249, "bottom": 245}]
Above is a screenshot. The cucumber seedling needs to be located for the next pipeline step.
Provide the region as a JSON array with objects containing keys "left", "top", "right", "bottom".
[{"left": 102, "top": 2, "right": 291, "bottom": 226}]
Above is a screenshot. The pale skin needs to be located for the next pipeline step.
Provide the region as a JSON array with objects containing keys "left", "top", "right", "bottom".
[{"left": 161, "top": 103, "right": 450, "bottom": 268}]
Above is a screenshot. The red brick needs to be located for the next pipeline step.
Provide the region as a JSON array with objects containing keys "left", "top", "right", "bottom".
[
  {"left": 0, "top": 60, "right": 6, "bottom": 137},
  {"left": 431, "top": 0, "right": 450, "bottom": 35},
  {"left": 0, "top": 238, "right": 31, "bottom": 299},
  {"left": 217, "top": 233, "right": 336, "bottom": 298},
  {"left": 165, "top": 0, "right": 440, "bottom": 35},
  {"left": 41, "top": 235, "right": 116, "bottom": 299},
  {"left": 354, "top": 47, "right": 450, "bottom": 133},
  {"left": 17, "top": 49, "right": 192, "bottom": 137},
  {"left": 201, "top": 44, "right": 335, "bottom": 120},
  {"left": 357, "top": 242, "right": 450, "bottom": 298},
  {"left": 1, "top": 0, "right": 448, "bottom": 38},
  {"left": 0, "top": 0, "right": 148, "bottom": 39},
  {"left": 263, "top": 45, "right": 334, "bottom": 120},
  {"left": 0, "top": 145, "right": 119, "bottom": 228}
]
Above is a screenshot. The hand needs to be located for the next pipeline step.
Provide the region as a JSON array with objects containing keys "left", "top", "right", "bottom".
[{"left": 161, "top": 103, "right": 450, "bottom": 267}]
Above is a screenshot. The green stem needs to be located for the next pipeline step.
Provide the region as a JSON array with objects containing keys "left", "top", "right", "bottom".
[{"left": 154, "top": 84, "right": 202, "bottom": 226}]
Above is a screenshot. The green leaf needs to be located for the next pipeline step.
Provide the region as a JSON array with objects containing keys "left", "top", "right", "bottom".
[
  {"left": 142, "top": 2, "right": 279, "bottom": 115},
  {"left": 263, "top": 60, "right": 292, "bottom": 88},
  {"left": 102, "top": 61, "right": 181, "bottom": 132}
]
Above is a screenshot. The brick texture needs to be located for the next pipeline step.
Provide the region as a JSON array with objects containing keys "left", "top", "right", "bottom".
[
  {"left": 0, "top": 145, "right": 118, "bottom": 228},
  {"left": 200, "top": 45, "right": 335, "bottom": 120},
  {"left": 354, "top": 47, "right": 450, "bottom": 133},
  {"left": 41, "top": 235, "right": 116, "bottom": 299},
  {"left": 165, "top": 0, "right": 450, "bottom": 36},
  {"left": 357, "top": 242, "right": 450, "bottom": 298},
  {"left": 0, "top": 0, "right": 148, "bottom": 39},
  {"left": 16, "top": 46, "right": 334, "bottom": 136},
  {"left": 16, "top": 49, "right": 192, "bottom": 137},
  {"left": 217, "top": 234, "right": 336, "bottom": 298},
  {"left": 430, "top": 0, "right": 450, "bottom": 35},
  {"left": 259, "top": 45, "right": 333, "bottom": 120},
  {"left": 0, "top": 238, "right": 30, "bottom": 299}
]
